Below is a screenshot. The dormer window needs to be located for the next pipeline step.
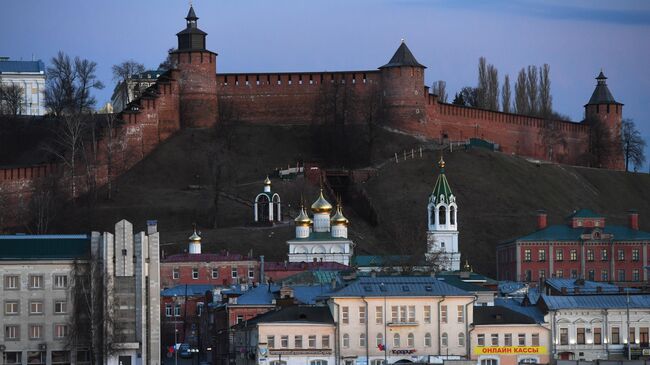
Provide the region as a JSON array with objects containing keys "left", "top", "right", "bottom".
[{"left": 577, "top": 220, "right": 583, "bottom": 227}]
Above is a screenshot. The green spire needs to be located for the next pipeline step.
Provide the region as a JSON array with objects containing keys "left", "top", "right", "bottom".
[{"left": 431, "top": 156, "right": 454, "bottom": 204}]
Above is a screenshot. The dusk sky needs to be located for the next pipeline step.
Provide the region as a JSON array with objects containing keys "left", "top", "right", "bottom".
[{"left": 2, "top": 0, "right": 649, "bottom": 170}]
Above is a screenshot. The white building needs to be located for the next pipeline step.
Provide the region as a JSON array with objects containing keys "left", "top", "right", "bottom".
[
  {"left": 426, "top": 157, "right": 461, "bottom": 271},
  {"left": 254, "top": 177, "right": 281, "bottom": 223},
  {"left": 0, "top": 57, "right": 46, "bottom": 115},
  {"left": 287, "top": 190, "right": 353, "bottom": 265},
  {"left": 110, "top": 70, "right": 163, "bottom": 113}
]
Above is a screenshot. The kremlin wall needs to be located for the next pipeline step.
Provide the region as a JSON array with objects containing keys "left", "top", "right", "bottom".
[{"left": 0, "top": 6, "right": 625, "bottom": 217}]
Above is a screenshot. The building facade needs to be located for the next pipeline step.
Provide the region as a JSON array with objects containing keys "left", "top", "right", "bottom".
[
  {"left": 254, "top": 177, "right": 282, "bottom": 223},
  {"left": 110, "top": 70, "right": 164, "bottom": 113},
  {"left": 427, "top": 157, "right": 461, "bottom": 271},
  {"left": 497, "top": 210, "right": 650, "bottom": 285},
  {"left": 0, "top": 57, "right": 46, "bottom": 115}
]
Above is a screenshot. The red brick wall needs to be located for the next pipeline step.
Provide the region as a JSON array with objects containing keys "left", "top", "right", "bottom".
[
  {"left": 160, "top": 260, "right": 259, "bottom": 289},
  {"left": 585, "top": 103, "right": 625, "bottom": 170},
  {"left": 176, "top": 51, "right": 218, "bottom": 128}
]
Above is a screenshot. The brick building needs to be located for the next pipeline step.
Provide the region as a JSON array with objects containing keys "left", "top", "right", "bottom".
[{"left": 496, "top": 209, "right": 650, "bottom": 285}]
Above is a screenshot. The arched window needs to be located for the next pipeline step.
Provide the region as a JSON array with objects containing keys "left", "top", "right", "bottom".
[
  {"left": 393, "top": 333, "right": 401, "bottom": 348},
  {"left": 430, "top": 207, "right": 436, "bottom": 226},
  {"left": 458, "top": 332, "right": 465, "bottom": 346},
  {"left": 424, "top": 333, "right": 432, "bottom": 347},
  {"left": 450, "top": 206, "right": 456, "bottom": 225},
  {"left": 256, "top": 194, "right": 270, "bottom": 222},
  {"left": 376, "top": 333, "right": 384, "bottom": 348},
  {"left": 342, "top": 333, "right": 350, "bottom": 348},
  {"left": 359, "top": 333, "right": 366, "bottom": 347},
  {"left": 441, "top": 332, "right": 448, "bottom": 347},
  {"left": 407, "top": 333, "right": 415, "bottom": 348},
  {"left": 439, "top": 205, "right": 446, "bottom": 225}
]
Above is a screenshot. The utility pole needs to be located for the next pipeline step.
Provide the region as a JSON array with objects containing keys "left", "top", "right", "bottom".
[{"left": 627, "top": 289, "right": 631, "bottom": 361}]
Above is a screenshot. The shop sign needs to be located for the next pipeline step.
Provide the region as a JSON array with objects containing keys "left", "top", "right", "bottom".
[{"left": 474, "top": 346, "right": 547, "bottom": 355}]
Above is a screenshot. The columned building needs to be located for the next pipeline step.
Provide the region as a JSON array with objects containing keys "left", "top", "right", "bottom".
[
  {"left": 254, "top": 177, "right": 281, "bottom": 223},
  {"left": 0, "top": 57, "right": 46, "bottom": 115}
]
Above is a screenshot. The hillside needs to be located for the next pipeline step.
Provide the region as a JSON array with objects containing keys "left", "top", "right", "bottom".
[{"left": 43, "top": 123, "right": 650, "bottom": 277}]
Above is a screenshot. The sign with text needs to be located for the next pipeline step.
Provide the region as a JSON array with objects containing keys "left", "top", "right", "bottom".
[{"left": 474, "top": 346, "right": 547, "bottom": 355}]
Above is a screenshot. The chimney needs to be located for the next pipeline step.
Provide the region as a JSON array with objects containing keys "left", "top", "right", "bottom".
[
  {"left": 147, "top": 220, "right": 158, "bottom": 234},
  {"left": 537, "top": 210, "right": 548, "bottom": 230},
  {"left": 628, "top": 210, "right": 639, "bottom": 230},
  {"left": 259, "top": 255, "right": 265, "bottom": 284},
  {"left": 561, "top": 287, "right": 567, "bottom": 295}
]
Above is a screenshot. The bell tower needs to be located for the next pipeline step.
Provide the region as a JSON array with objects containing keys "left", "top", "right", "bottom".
[{"left": 426, "top": 157, "right": 460, "bottom": 271}]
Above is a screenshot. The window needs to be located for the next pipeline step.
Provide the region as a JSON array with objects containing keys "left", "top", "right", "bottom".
[
  {"left": 197, "top": 302, "right": 204, "bottom": 316},
  {"left": 310, "top": 361, "right": 327, "bottom": 365},
  {"left": 525, "top": 270, "right": 532, "bottom": 282},
  {"left": 359, "top": 306, "right": 366, "bottom": 324},
  {"left": 593, "top": 328, "right": 602, "bottom": 344},
  {"left": 618, "top": 269, "right": 625, "bottom": 282},
  {"left": 524, "top": 249, "right": 532, "bottom": 262},
  {"left": 165, "top": 304, "right": 172, "bottom": 317},
  {"left": 173, "top": 268, "right": 180, "bottom": 279},
  {"left": 481, "top": 360, "right": 498, "bottom": 365},
  {"left": 408, "top": 306, "right": 415, "bottom": 322},
  {"left": 51, "top": 351, "right": 70, "bottom": 365},
  {"left": 407, "top": 333, "right": 414, "bottom": 348},
  {"left": 343, "top": 333, "right": 350, "bottom": 348},
  {"left": 532, "top": 333, "right": 540, "bottom": 346},
  {"left": 538, "top": 249, "right": 546, "bottom": 262},
  {"left": 5, "top": 325, "right": 20, "bottom": 340},
  {"left": 504, "top": 333, "right": 512, "bottom": 346},
  {"left": 570, "top": 249, "right": 578, "bottom": 261},
  {"left": 267, "top": 336, "right": 275, "bottom": 348},
  {"left": 633, "top": 269, "right": 640, "bottom": 282},
  {"left": 29, "top": 275, "right": 43, "bottom": 289},
  {"left": 458, "top": 332, "right": 465, "bottom": 346},
  {"left": 612, "top": 327, "right": 620, "bottom": 344},
  {"left": 231, "top": 266, "right": 238, "bottom": 278},
  {"left": 236, "top": 315, "right": 244, "bottom": 324},
  {"left": 424, "top": 333, "right": 432, "bottom": 347},
  {"left": 55, "top": 300, "right": 67, "bottom": 314},
  {"left": 393, "top": 333, "right": 401, "bottom": 347},
  {"left": 477, "top": 334, "right": 485, "bottom": 346},
  {"left": 211, "top": 268, "right": 219, "bottom": 279},
  {"left": 248, "top": 266, "right": 255, "bottom": 279},
  {"left": 400, "top": 306, "right": 407, "bottom": 322},
  {"left": 322, "top": 335, "right": 330, "bottom": 348},
  {"left": 174, "top": 304, "right": 181, "bottom": 317},
  {"left": 76, "top": 351, "right": 91, "bottom": 365},
  {"left": 308, "top": 335, "right": 316, "bottom": 348},
  {"left": 371, "top": 361, "right": 385, "bottom": 365},
  {"left": 640, "top": 327, "right": 649, "bottom": 344},
  {"left": 518, "top": 333, "right": 526, "bottom": 346},
  {"left": 4, "top": 352, "right": 21, "bottom": 365},
  {"left": 539, "top": 270, "right": 546, "bottom": 280},
  {"left": 555, "top": 269, "right": 563, "bottom": 278},
  {"left": 30, "top": 301, "right": 43, "bottom": 314},
  {"left": 571, "top": 269, "right": 578, "bottom": 279},
  {"left": 270, "top": 362, "right": 287, "bottom": 365},
  {"left": 54, "top": 275, "right": 68, "bottom": 289},
  {"left": 632, "top": 249, "right": 640, "bottom": 262},
  {"left": 342, "top": 306, "right": 349, "bottom": 324},
  {"left": 556, "top": 249, "right": 563, "bottom": 261},
  {"left": 360, "top": 333, "right": 366, "bottom": 347},
  {"left": 295, "top": 335, "right": 303, "bottom": 348},
  {"left": 457, "top": 305, "right": 464, "bottom": 323},
  {"left": 391, "top": 306, "right": 398, "bottom": 322},
  {"left": 618, "top": 249, "right": 625, "bottom": 261},
  {"left": 587, "top": 249, "right": 594, "bottom": 261},
  {"left": 192, "top": 268, "right": 199, "bottom": 280},
  {"left": 424, "top": 305, "right": 431, "bottom": 323},
  {"left": 281, "top": 335, "right": 289, "bottom": 348},
  {"left": 375, "top": 306, "right": 383, "bottom": 324},
  {"left": 491, "top": 333, "right": 499, "bottom": 346},
  {"left": 27, "top": 352, "right": 45, "bottom": 365},
  {"left": 376, "top": 333, "right": 383, "bottom": 348},
  {"left": 601, "top": 249, "right": 608, "bottom": 261},
  {"left": 629, "top": 327, "right": 635, "bottom": 344},
  {"left": 29, "top": 324, "right": 43, "bottom": 339},
  {"left": 55, "top": 324, "right": 68, "bottom": 339},
  {"left": 4, "top": 275, "right": 19, "bottom": 290},
  {"left": 601, "top": 270, "right": 609, "bottom": 281},
  {"left": 5, "top": 301, "right": 19, "bottom": 315},
  {"left": 441, "top": 305, "right": 448, "bottom": 323},
  {"left": 519, "top": 359, "right": 538, "bottom": 364},
  {"left": 577, "top": 328, "right": 585, "bottom": 344}
]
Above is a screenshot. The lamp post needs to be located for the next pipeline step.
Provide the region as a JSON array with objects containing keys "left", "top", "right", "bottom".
[{"left": 174, "top": 294, "right": 179, "bottom": 365}]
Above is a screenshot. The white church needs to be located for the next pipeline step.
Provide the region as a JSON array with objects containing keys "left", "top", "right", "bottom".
[{"left": 426, "top": 157, "right": 461, "bottom": 271}]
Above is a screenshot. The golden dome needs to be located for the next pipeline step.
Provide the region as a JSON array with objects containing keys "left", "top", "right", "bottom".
[
  {"left": 189, "top": 229, "right": 201, "bottom": 242},
  {"left": 331, "top": 204, "right": 349, "bottom": 226},
  {"left": 438, "top": 156, "right": 445, "bottom": 169},
  {"left": 294, "top": 207, "right": 313, "bottom": 226},
  {"left": 311, "top": 189, "right": 333, "bottom": 213},
  {"left": 264, "top": 176, "right": 271, "bottom": 186}
]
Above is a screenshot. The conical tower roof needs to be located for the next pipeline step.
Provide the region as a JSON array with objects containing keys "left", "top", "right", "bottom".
[
  {"left": 186, "top": 5, "right": 198, "bottom": 21},
  {"left": 380, "top": 41, "right": 426, "bottom": 69},
  {"left": 431, "top": 156, "right": 453, "bottom": 204},
  {"left": 311, "top": 189, "right": 333, "bottom": 213},
  {"left": 294, "top": 206, "right": 313, "bottom": 226},
  {"left": 331, "top": 204, "right": 349, "bottom": 226},
  {"left": 585, "top": 70, "right": 622, "bottom": 106}
]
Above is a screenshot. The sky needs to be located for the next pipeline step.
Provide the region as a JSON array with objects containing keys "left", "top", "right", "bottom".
[{"left": 2, "top": 0, "right": 649, "bottom": 171}]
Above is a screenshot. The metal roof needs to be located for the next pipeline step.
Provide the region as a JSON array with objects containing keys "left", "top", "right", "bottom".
[
  {"left": 544, "top": 278, "right": 633, "bottom": 294},
  {"left": 436, "top": 274, "right": 494, "bottom": 292},
  {"left": 0, "top": 234, "right": 90, "bottom": 260},
  {"left": 569, "top": 209, "right": 602, "bottom": 218},
  {"left": 473, "top": 305, "right": 537, "bottom": 325},
  {"left": 161, "top": 284, "right": 215, "bottom": 297},
  {"left": 515, "top": 224, "right": 650, "bottom": 242},
  {"left": 586, "top": 72, "right": 621, "bottom": 106},
  {"left": 288, "top": 231, "right": 352, "bottom": 242},
  {"left": 331, "top": 276, "right": 471, "bottom": 297},
  {"left": 380, "top": 42, "right": 426, "bottom": 69},
  {"left": 493, "top": 298, "right": 545, "bottom": 323},
  {"left": 541, "top": 294, "right": 650, "bottom": 310},
  {"left": 242, "top": 305, "right": 334, "bottom": 326},
  {"left": 0, "top": 60, "right": 45, "bottom": 73},
  {"left": 234, "top": 284, "right": 335, "bottom": 305}
]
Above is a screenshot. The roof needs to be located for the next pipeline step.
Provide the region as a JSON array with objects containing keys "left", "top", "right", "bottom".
[
  {"left": 473, "top": 305, "right": 537, "bottom": 325},
  {"left": 264, "top": 261, "right": 349, "bottom": 272},
  {"left": 494, "top": 298, "right": 545, "bottom": 323},
  {"left": 544, "top": 278, "right": 631, "bottom": 294},
  {"left": 352, "top": 255, "right": 412, "bottom": 267},
  {"left": 436, "top": 274, "right": 494, "bottom": 292},
  {"left": 186, "top": 6, "right": 198, "bottom": 20},
  {"left": 288, "top": 231, "right": 352, "bottom": 242},
  {"left": 161, "top": 284, "right": 215, "bottom": 297},
  {"left": 430, "top": 159, "right": 454, "bottom": 204},
  {"left": 331, "top": 276, "right": 471, "bottom": 297},
  {"left": 162, "top": 252, "right": 254, "bottom": 263},
  {"left": 0, "top": 59, "right": 45, "bottom": 73},
  {"left": 569, "top": 209, "right": 602, "bottom": 219},
  {"left": 234, "top": 284, "right": 335, "bottom": 305},
  {"left": 0, "top": 234, "right": 90, "bottom": 260},
  {"left": 514, "top": 224, "right": 650, "bottom": 242},
  {"left": 586, "top": 71, "right": 621, "bottom": 105},
  {"left": 380, "top": 42, "right": 426, "bottom": 69},
  {"left": 542, "top": 294, "right": 650, "bottom": 310},
  {"left": 281, "top": 270, "right": 342, "bottom": 286},
  {"left": 244, "top": 305, "right": 334, "bottom": 326}
]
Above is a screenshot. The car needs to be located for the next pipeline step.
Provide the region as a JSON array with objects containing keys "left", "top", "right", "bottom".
[{"left": 179, "top": 343, "right": 192, "bottom": 359}]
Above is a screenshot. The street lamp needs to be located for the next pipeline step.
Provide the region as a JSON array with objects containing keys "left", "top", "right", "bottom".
[{"left": 174, "top": 294, "right": 179, "bottom": 365}]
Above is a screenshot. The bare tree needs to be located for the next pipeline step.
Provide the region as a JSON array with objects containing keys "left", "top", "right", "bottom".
[
  {"left": 0, "top": 83, "right": 24, "bottom": 115},
  {"left": 539, "top": 120, "right": 567, "bottom": 161},
  {"left": 457, "top": 87, "right": 478, "bottom": 107},
  {"left": 486, "top": 64, "right": 499, "bottom": 111},
  {"left": 159, "top": 48, "right": 178, "bottom": 71},
  {"left": 44, "top": 51, "right": 103, "bottom": 115},
  {"left": 584, "top": 117, "right": 614, "bottom": 168},
  {"left": 432, "top": 80, "right": 448, "bottom": 103},
  {"left": 514, "top": 68, "right": 529, "bottom": 115},
  {"left": 502, "top": 74, "right": 511, "bottom": 113},
  {"left": 112, "top": 60, "right": 145, "bottom": 107},
  {"left": 25, "top": 177, "right": 59, "bottom": 234},
  {"left": 362, "top": 85, "right": 384, "bottom": 163},
  {"left": 104, "top": 114, "right": 125, "bottom": 200},
  {"left": 539, "top": 64, "right": 552, "bottom": 118},
  {"left": 621, "top": 118, "right": 647, "bottom": 171},
  {"left": 43, "top": 115, "right": 85, "bottom": 200},
  {"left": 74, "top": 57, "right": 104, "bottom": 113},
  {"left": 526, "top": 65, "right": 539, "bottom": 116}
]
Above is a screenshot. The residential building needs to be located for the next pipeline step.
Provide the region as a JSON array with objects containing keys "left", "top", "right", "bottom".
[
  {"left": 233, "top": 306, "right": 335, "bottom": 365},
  {"left": 0, "top": 234, "right": 91, "bottom": 365},
  {"left": 0, "top": 57, "right": 46, "bottom": 115},
  {"left": 110, "top": 70, "right": 164, "bottom": 113},
  {"left": 470, "top": 306, "right": 551, "bottom": 365},
  {"left": 497, "top": 210, "right": 649, "bottom": 284},
  {"left": 539, "top": 294, "right": 650, "bottom": 360},
  {"left": 264, "top": 261, "right": 349, "bottom": 282},
  {"left": 427, "top": 157, "right": 461, "bottom": 271},
  {"left": 329, "top": 276, "right": 475, "bottom": 365}
]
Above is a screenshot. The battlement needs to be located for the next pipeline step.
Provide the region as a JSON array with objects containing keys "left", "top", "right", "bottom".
[
  {"left": 0, "top": 164, "right": 57, "bottom": 182},
  {"left": 216, "top": 70, "right": 380, "bottom": 88}
]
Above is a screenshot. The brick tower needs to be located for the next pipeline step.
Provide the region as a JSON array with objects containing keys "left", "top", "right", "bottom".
[
  {"left": 584, "top": 71, "right": 624, "bottom": 170},
  {"left": 379, "top": 41, "right": 426, "bottom": 126},
  {"left": 173, "top": 5, "right": 218, "bottom": 128}
]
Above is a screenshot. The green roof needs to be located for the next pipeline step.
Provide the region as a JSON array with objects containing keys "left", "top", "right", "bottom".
[
  {"left": 515, "top": 224, "right": 650, "bottom": 242},
  {"left": 431, "top": 163, "right": 454, "bottom": 204},
  {"left": 435, "top": 274, "right": 494, "bottom": 292},
  {"left": 0, "top": 235, "right": 90, "bottom": 260},
  {"left": 352, "top": 255, "right": 411, "bottom": 266},
  {"left": 288, "top": 231, "right": 351, "bottom": 242},
  {"left": 569, "top": 209, "right": 602, "bottom": 219}
]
